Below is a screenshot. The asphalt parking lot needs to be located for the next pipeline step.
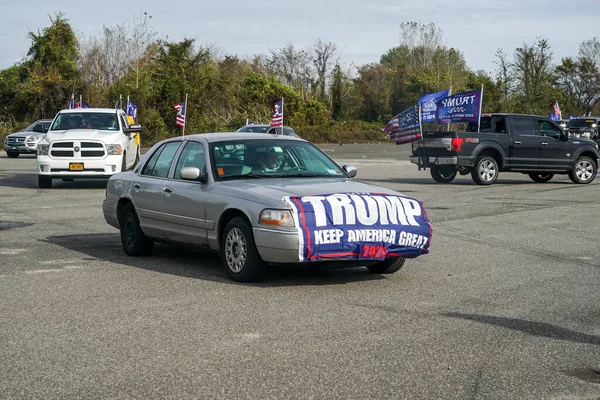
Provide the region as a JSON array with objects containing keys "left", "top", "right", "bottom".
[{"left": 1, "top": 144, "right": 600, "bottom": 399}]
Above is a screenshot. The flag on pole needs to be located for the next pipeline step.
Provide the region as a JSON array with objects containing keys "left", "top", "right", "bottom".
[
  {"left": 174, "top": 101, "right": 186, "bottom": 128},
  {"left": 116, "top": 95, "right": 123, "bottom": 110},
  {"left": 126, "top": 98, "right": 138, "bottom": 122},
  {"left": 270, "top": 99, "right": 283, "bottom": 127},
  {"left": 69, "top": 94, "right": 76, "bottom": 109},
  {"left": 382, "top": 105, "right": 422, "bottom": 144},
  {"left": 553, "top": 100, "right": 562, "bottom": 120},
  {"left": 418, "top": 89, "right": 450, "bottom": 123}
]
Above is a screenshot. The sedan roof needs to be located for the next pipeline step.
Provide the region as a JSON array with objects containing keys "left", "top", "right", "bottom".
[{"left": 180, "top": 132, "right": 305, "bottom": 143}]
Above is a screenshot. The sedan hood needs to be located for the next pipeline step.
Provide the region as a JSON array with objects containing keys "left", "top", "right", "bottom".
[
  {"left": 45, "top": 129, "right": 120, "bottom": 143},
  {"left": 218, "top": 178, "right": 404, "bottom": 206}
]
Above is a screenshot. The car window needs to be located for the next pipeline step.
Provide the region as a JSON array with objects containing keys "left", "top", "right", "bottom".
[
  {"left": 141, "top": 142, "right": 181, "bottom": 177},
  {"left": 237, "top": 126, "right": 269, "bottom": 133},
  {"left": 468, "top": 116, "right": 506, "bottom": 133},
  {"left": 538, "top": 120, "right": 562, "bottom": 138},
  {"left": 511, "top": 117, "right": 537, "bottom": 136},
  {"left": 211, "top": 139, "right": 345, "bottom": 180},
  {"left": 173, "top": 141, "right": 205, "bottom": 179}
]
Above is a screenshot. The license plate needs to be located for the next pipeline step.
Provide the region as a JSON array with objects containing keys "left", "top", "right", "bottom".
[
  {"left": 69, "top": 163, "right": 84, "bottom": 171},
  {"left": 429, "top": 157, "right": 437, "bottom": 163}
]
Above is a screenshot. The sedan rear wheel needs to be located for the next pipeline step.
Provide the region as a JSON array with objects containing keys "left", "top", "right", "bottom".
[
  {"left": 528, "top": 173, "right": 554, "bottom": 183},
  {"left": 221, "top": 217, "right": 265, "bottom": 282},
  {"left": 120, "top": 203, "right": 154, "bottom": 256},
  {"left": 367, "top": 257, "right": 406, "bottom": 274}
]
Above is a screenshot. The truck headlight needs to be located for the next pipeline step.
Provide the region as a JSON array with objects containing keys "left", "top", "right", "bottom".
[
  {"left": 38, "top": 144, "right": 49, "bottom": 155},
  {"left": 106, "top": 144, "right": 123, "bottom": 155},
  {"left": 259, "top": 209, "right": 295, "bottom": 227}
]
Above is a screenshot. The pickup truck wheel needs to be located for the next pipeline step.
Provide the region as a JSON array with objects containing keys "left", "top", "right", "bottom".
[
  {"left": 569, "top": 156, "right": 597, "bottom": 184},
  {"left": 430, "top": 166, "right": 457, "bottom": 183},
  {"left": 528, "top": 173, "right": 554, "bottom": 183},
  {"left": 472, "top": 156, "right": 499, "bottom": 185},
  {"left": 6, "top": 152, "right": 19, "bottom": 158},
  {"left": 120, "top": 203, "right": 154, "bottom": 256},
  {"left": 367, "top": 257, "right": 406, "bottom": 274},
  {"left": 38, "top": 176, "right": 52, "bottom": 188},
  {"left": 221, "top": 217, "right": 265, "bottom": 282}
]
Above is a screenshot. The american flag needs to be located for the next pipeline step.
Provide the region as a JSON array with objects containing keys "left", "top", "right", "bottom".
[
  {"left": 174, "top": 101, "right": 186, "bottom": 127},
  {"left": 553, "top": 101, "right": 561, "bottom": 120},
  {"left": 270, "top": 99, "right": 283, "bottom": 127},
  {"left": 115, "top": 97, "right": 123, "bottom": 110},
  {"left": 383, "top": 105, "right": 422, "bottom": 144}
]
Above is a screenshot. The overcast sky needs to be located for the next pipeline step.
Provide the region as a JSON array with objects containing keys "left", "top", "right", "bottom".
[{"left": 1, "top": 0, "right": 598, "bottom": 75}]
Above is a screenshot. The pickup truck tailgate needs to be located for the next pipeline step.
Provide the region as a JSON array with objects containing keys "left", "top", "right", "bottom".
[{"left": 412, "top": 131, "right": 456, "bottom": 157}]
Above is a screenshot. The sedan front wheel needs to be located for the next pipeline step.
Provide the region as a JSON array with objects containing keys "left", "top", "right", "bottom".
[{"left": 221, "top": 217, "right": 265, "bottom": 282}]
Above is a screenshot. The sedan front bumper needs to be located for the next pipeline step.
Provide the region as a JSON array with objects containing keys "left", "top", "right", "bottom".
[{"left": 253, "top": 226, "right": 301, "bottom": 263}]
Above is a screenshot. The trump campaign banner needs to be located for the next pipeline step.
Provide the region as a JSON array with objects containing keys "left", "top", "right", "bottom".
[
  {"left": 419, "top": 89, "right": 450, "bottom": 123},
  {"left": 283, "top": 192, "right": 432, "bottom": 262},
  {"left": 383, "top": 105, "right": 422, "bottom": 144},
  {"left": 435, "top": 88, "right": 483, "bottom": 123}
]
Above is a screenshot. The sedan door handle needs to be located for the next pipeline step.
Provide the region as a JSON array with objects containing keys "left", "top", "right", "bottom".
[
  {"left": 134, "top": 183, "right": 141, "bottom": 189},
  {"left": 541, "top": 142, "right": 548, "bottom": 146},
  {"left": 163, "top": 187, "right": 173, "bottom": 193}
]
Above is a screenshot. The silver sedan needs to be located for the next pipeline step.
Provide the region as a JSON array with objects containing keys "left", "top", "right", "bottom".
[{"left": 102, "top": 132, "right": 432, "bottom": 282}]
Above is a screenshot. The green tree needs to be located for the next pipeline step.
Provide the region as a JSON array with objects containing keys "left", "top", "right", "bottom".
[{"left": 18, "top": 13, "right": 80, "bottom": 119}]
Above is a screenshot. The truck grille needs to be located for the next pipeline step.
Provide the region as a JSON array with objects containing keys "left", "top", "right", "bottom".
[{"left": 50, "top": 141, "right": 106, "bottom": 158}]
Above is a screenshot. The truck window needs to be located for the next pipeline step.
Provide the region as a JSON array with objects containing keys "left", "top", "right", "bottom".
[
  {"left": 511, "top": 117, "right": 537, "bottom": 136},
  {"left": 538, "top": 120, "right": 562, "bottom": 139},
  {"left": 466, "top": 116, "right": 506, "bottom": 133}
]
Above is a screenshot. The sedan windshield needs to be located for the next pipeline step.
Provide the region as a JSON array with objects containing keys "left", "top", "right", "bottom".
[
  {"left": 50, "top": 112, "right": 120, "bottom": 131},
  {"left": 211, "top": 139, "right": 346, "bottom": 180}
]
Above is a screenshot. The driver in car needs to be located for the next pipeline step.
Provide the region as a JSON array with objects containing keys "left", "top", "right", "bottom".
[{"left": 257, "top": 148, "right": 282, "bottom": 172}]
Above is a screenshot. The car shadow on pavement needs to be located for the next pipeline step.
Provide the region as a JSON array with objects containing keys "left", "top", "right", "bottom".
[
  {"left": 42, "top": 233, "right": 385, "bottom": 286},
  {"left": 362, "top": 177, "right": 574, "bottom": 186},
  {"left": 442, "top": 312, "right": 600, "bottom": 346},
  {"left": 0, "top": 173, "right": 108, "bottom": 190}
]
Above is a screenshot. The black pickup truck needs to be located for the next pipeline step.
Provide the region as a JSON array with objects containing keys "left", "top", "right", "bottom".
[{"left": 409, "top": 113, "right": 599, "bottom": 185}]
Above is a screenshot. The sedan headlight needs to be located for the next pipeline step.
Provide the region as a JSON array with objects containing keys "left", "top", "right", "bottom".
[
  {"left": 259, "top": 209, "right": 295, "bottom": 227},
  {"left": 106, "top": 144, "right": 123, "bottom": 155},
  {"left": 26, "top": 135, "right": 40, "bottom": 143},
  {"left": 38, "top": 144, "right": 49, "bottom": 155}
]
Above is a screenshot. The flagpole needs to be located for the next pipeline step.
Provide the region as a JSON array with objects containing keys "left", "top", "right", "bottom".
[
  {"left": 182, "top": 93, "right": 188, "bottom": 139},
  {"left": 477, "top": 84, "right": 484, "bottom": 133},
  {"left": 447, "top": 86, "right": 452, "bottom": 131},
  {"left": 281, "top": 97, "right": 284, "bottom": 135},
  {"left": 79, "top": 95, "right": 82, "bottom": 107}
]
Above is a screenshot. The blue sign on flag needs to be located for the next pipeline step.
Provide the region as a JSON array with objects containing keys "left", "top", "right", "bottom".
[
  {"left": 435, "top": 89, "right": 482, "bottom": 123},
  {"left": 283, "top": 192, "right": 432, "bottom": 262},
  {"left": 419, "top": 89, "right": 450, "bottom": 123}
]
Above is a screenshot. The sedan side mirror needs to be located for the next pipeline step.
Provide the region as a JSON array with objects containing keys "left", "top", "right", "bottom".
[
  {"left": 343, "top": 165, "right": 358, "bottom": 178},
  {"left": 33, "top": 124, "right": 48, "bottom": 133},
  {"left": 180, "top": 167, "right": 208, "bottom": 183}
]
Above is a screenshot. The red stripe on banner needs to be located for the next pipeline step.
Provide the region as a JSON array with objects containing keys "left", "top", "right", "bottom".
[
  {"left": 310, "top": 252, "right": 360, "bottom": 259},
  {"left": 291, "top": 197, "right": 311, "bottom": 260}
]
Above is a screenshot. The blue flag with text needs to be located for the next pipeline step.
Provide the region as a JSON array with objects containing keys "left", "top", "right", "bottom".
[
  {"left": 435, "top": 89, "right": 482, "bottom": 123},
  {"left": 283, "top": 192, "right": 432, "bottom": 262},
  {"left": 419, "top": 89, "right": 450, "bottom": 123}
]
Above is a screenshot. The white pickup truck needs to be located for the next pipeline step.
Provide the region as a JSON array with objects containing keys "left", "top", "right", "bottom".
[{"left": 36, "top": 108, "right": 142, "bottom": 188}]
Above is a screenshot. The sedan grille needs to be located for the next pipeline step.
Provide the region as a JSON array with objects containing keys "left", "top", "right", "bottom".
[{"left": 6, "top": 137, "right": 25, "bottom": 144}]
